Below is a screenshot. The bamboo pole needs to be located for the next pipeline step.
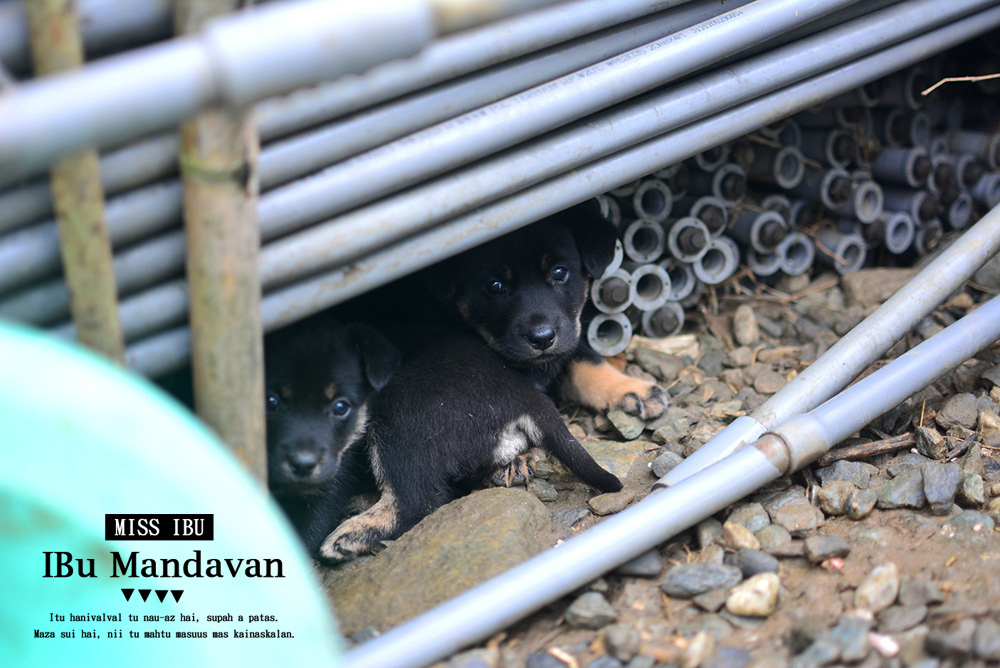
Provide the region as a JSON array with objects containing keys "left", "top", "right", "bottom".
[
  {"left": 25, "top": 0, "right": 124, "bottom": 363},
  {"left": 175, "top": 0, "right": 266, "bottom": 483}
]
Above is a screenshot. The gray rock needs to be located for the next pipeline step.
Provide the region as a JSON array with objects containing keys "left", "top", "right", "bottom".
[
  {"left": 324, "top": 488, "right": 553, "bottom": 634},
  {"left": 922, "top": 461, "right": 962, "bottom": 515},
  {"left": 448, "top": 649, "right": 499, "bottom": 668},
  {"left": 720, "top": 521, "right": 761, "bottom": 551},
  {"left": 982, "top": 364, "right": 1000, "bottom": 388},
  {"left": 623, "top": 657, "right": 655, "bottom": 668},
  {"left": 791, "top": 639, "right": 840, "bottom": 668},
  {"left": 615, "top": 550, "right": 663, "bottom": 578},
  {"left": 980, "top": 410, "right": 1000, "bottom": 449},
  {"left": 725, "top": 548, "right": 780, "bottom": 577},
  {"left": 771, "top": 502, "right": 825, "bottom": 533},
  {"left": 936, "top": 392, "right": 979, "bottom": 430},
  {"left": 726, "top": 346, "right": 755, "bottom": 368},
  {"left": 588, "top": 490, "right": 635, "bottom": 516},
  {"left": 754, "top": 369, "right": 788, "bottom": 394},
  {"left": 698, "top": 348, "right": 726, "bottom": 377},
  {"left": 898, "top": 575, "right": 945, "bottom": 606},
  {"left": 886, "top": 453, "right": 933, "bottom": 477},
  {"left": 787, "top": 616, "right": 828, "bottom": 653},
  {"left": 973, "top": 619, "right": 1000, "bottom": 660},
  {"left": 608, "top": 410, "right": 646, "bottom": 440},
  {"left": 876, "top": 468, "right": 926, "bottom": 509},
  {"left": 728, "top": 502, "right": 771, "bottom": 534},
  {"left": 660, "top": 562, "right": 743, "bottom": 599},
  {"left": 583, "top": 658, "right": 622, "bottom": 668},
  {"left": 916, "top": 426, "right": 948, "bottom": 460},
  {"left": 925, "top": 619, "right": 976, "bottom": 661},
  {"left": 816, "top": 481, "right": 857, "bottom": 516},
  {"left": 815, "top": 460, "right": 873, "bottom": 489},
  {"left": 603, "top": 624, "right": 641, "bottom": 663},
  {"left": 702, "top": 647, "right": 754, "bottom": 668},
  {"left": 677, "top": 613, "right": 733, "bottom": 639},
  {"left": 829, "top": 616, "right": 873, "bottom": 663},
  {"left": 957, "top": 472, "right": 985, "bottom": 507},
  {"left": 804, "top": 535, "right": 851, "bottom": 563},
  {"left": 756, "top": 524, "right": 792, "bottom": 552},
  {"left": 842, "top": 267, "right": 919, "bottom": 307},
  {"left": 633, "top": 349, "right": 686, "bottom": 383},
  {"left": 855, "top": 562, "right": 900, "bottom": 613},
  {"left": 877, "top": 604, "right": 928, "bottom": 634},
  {"left": 725, "top": 573, "right": 780, "bottom": 617},
  {"left": 650, "top": 450, "right": 684, "bottom": 478},
  {"left": 527, "top": 652, "right": 570, "bottom": 668},
  {"left": 528, "top": 478, "right": 559, "bottom": 503},
  {"left": 974, "top": 252, "right": 1000, "bottom": 290},
  {"left": 946, "top": 510, "right": 996, "bottom": 532},
  {"left": 565, "top": 591, "right": 619, "bottom": 629},
  {"left": 847, "top": 489, "right": 879, "bottom": 520},
  {"left": 701, "top": 544, "right": 726, "bottom": 565},
  {"left": 733, "top": 304, "right": 760, "bottom": 346},
  {"left": 697, "top": 518, "right": 724, "bottom": 549},
  {"left": 692, "top": 586, "right": 730, "bottom": 613}
]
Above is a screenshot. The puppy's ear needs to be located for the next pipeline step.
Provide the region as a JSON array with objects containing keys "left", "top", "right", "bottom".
[
  {"left": 556, "top": 199, "right": 619, "bottom": 279},
  {"left": 418, "top": 262, "right": 457, "bottom": 304},
  {"left": 349, "top": 323, "right": 401, "bottom": 391}
]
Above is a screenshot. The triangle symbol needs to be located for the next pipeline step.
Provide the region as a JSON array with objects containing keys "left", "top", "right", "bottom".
[
  {"left": 139, "top": 589, "right": 151, "bottom": 602},
  {"left": 121, "top": 589, "right": 134, "bottom": 602},
  {"left": 171, "top": 590, "right": 183, "bottom": 603},
  {"left": 155, "top": 590, "right": 168, "bottom": 603}
]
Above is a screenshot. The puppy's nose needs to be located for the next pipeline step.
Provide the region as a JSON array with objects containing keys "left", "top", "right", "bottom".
[
  {"left": 526, "top": 325, "right": 556, "bottom": 351},
  {"left": 287, "top": 450, "right": 320, "bottom": 477}
]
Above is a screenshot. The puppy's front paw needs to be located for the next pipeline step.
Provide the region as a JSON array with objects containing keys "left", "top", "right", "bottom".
[
  {"left": 318, "top": 519, "right": 375, "bottom": 563},
  {"left": 564, "top": 359, "right": 670, "bottom": 420},
  {"left": 612, "top": 379, "right": 670, "bottom": 420},
  {"left": 490, "top": 451, "right": 538, "bottom": 487}
]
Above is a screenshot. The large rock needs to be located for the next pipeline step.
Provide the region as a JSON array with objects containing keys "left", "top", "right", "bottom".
[
  {"left": 323, "top": 488, "right": 554, "bottom": 633},
  {"left": 841, "top": 267, "right": 919, "bottom": 307},
  {"left": 578, "top": 439, "right": 654, "bottom": 480}
]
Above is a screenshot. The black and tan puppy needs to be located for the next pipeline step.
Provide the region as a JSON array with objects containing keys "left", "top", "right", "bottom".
[
  {"left": 424, "top": 199, "right": 669, "bottom": 420},
  {"left": 319, "top": 327, "right": 622, "bottom": 562},
  {"left": 264, "top": 319, "right": 399, "bottom": 556}
]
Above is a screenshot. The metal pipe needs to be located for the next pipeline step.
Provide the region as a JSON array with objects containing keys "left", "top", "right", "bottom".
[
  {"left": 625, "top": 262, "right": 672, "bottom": 311},
  {"left": 660, "top": 258, "right": 697, "bottom": 303},
  {"left": 343, "top": 292, "right": 1000, "bottom": 668},
  {"left": 946, "top": 191, "right": 973, "bottom": 231},
  {"left": 761, "top": 193, "right": 792, "bottom": 222},
  {"left": 692, "top": 143, "right": 731, "bottom": 172},
  {"left": 664, "top": 216, "right": 710, "bottom": 263},
  {"left": 621, "top": 178, "right": 674, "bottom": 223},
  {"left": 789, "top": 165, "right": 852, "bottom": 209},
  {"left": 880, "top": 65, "right": 930, "bottom": 109},
  {"left": 589, "top": 269, "right": 632, "bottom": 314},
  {"left": 913, "top": 218, "right": 944, "bottom": 256},
  {"left": 881, "top": 211, "right": 916, "bottom": 255},
  {"left": 255, "top": 0, "right": 864, "bottom": 235},
  {"left": 693, "top": 235, "right": 740, "bottom": 285},
  {"left": 119, "top": 7, "right": 1000, "bottom": 374},
  {"left": 882, "top": 186, "right": 942, "bottom": 223},
  {"left": 1, "top": 0, "right": 562, "bottom": 186},
  {"left": 948, "top": 129, "right": 1000, "bottom": 170},
  {"left": 687, "top": 163, "right": 747, "bottom": 206},
  {"left": 927, "top": 154, "right": 960, "bottom": 204},
  {"left": 835, "top": 177, "right": 883, "bottom": 225},
  {"left": 874, "top": 108, "right": 931, "bottom": 148},
  {"left": 586, "top": 312, "right": 632, "bottom": 357},
  {"left": 869, "top": 146, "right": 932, "bottom": 189},
  {"left": 815, "top": 227, "right": 866, "bottom": 274},
  {"left": 596, "top": 195, "right": 623, "bottom": 231},
  {"left": 798, "top": 127, "right": 856, "bottom": 170},
  {"left": 686, "top": 195, "right": 728, "bottom": 237},
  {"left": 972, "top": 172, "right": 1000, "bottom": 208},
  {"left": 746, "top": 144, "right": 805, "bottom": 189},
  {"left": 660, "top": 198, "right": 1000, "bottom": 487},
  {"left": 641, "top": 300, "right": 685, "bottom": 338},
  {"left": 777, "top": 231, "right": 815, "bottom": 276},
  {"left": 621, "top": 219, "right": 666, "bottom": 263},
  {"left": 729, "top": 209, "right": 788, "bottom": 254},
  {"left": 657, "top": 162, "right": 691, "bottom": 200},
  {"left": 746, "top": 247, "right": 783, "bottom": 277}
]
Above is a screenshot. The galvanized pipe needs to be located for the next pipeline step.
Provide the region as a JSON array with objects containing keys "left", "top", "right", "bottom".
[
  {"left": 660, "top": 198, "right": 1000, "bottom": 487},
  {"left": 114, "top": 6, "right": 1000, "bottom": 374},
  {"left": 687, "top": 163, "right": 747, "bottom": 206},
  {"left": 589, "top": 269, "right": 632, "bottom": 314},
  {"left": 664, "top": 217, "right": 710, "bottom": 263},
  {"left": 626, "top": 262, "right": 672, "bottom": 311},
  {"left": 621, "top": 219, "right": 666, "bottom": 264},
  {"left": 693, "top": 235, "right": 740, "bottom": 285},
  {"left": 661, "top": 259, "right": 697, "bottom": 303},
  {"left": 729, "top": 209, "right": 788, "bottom": 254},
  {"left": 586, "top": 312, "right": 632, "bottom": 357},
  {"left": 777, "top": 231, "right": 815, "bottom": 276},
  {"left": 815, "top": 227, "right": 867, "bottom": 274},
  {"left": 641, "top": 300, "right": 685, "bottom": 338},
  {"left": 881, "top": 211, "right": 916, "bottom": 255}
]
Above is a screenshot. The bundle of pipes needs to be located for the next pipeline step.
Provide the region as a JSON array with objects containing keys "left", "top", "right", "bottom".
[{"left": 1, "top": 0, "right": 1000, "bottom": 380}]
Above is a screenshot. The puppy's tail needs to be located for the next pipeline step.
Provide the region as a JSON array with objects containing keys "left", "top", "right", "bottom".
[{"left": 543, "top": 421, "right": 622, "bottom": 493}]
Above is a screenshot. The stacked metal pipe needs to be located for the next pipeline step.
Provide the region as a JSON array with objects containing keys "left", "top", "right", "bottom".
[{"left": 1, "top": 0, "right": 999, "bottom": 377}]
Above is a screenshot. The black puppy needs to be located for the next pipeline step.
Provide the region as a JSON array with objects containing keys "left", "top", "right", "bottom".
[
  {"left": 425, "top": 199, "right": 669, "bottom": 420},
  {"left": 264, "top": 318, "right": 399, "bottom": 556},
  {"left": 319, "top": 327, "right": 622, "bottom": 562}
]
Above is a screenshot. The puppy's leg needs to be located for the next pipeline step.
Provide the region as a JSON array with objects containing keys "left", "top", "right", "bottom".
[
  {"left": 490, "top": 448, "right": 541, "bottom": 487},
  {"left": 319, "top": 487, "right": 401, "bottom": 562},
  {"left": 562, "top": 355, "right": 669, "bottom": 420}
]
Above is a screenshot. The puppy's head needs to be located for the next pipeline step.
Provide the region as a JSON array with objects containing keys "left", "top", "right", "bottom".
[
  {"left": 263, "top": 320, "right": 398, "bottom": 493},
  {"left": 426, "top": 199, "right": 618, "bottom": 367}
]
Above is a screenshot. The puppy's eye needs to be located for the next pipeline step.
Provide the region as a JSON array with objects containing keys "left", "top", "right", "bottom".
[
  {"left": 484, "top": 279, "right": 504, "bottom": 296},
  {"left": 551, "top": 266, "right": 569, "bottom": 283},
  {"left": 332, "top": 399, "right": 353, "bottom": 419},
  {"left": 266, "top": 393, "right": 280, "bottom": 412}
]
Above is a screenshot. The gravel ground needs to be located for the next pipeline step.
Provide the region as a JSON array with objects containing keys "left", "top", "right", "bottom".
[{"left": 395, "top": 260, "right": 1000, "bottom": 668}]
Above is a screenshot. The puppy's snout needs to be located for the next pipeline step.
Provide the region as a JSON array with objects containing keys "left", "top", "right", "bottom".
[
  {"left": 526, "top": 324, "right": 556, "bottom": 351},
  {"left": 286, "top": 449, "right": 321, "bottom": 477}
]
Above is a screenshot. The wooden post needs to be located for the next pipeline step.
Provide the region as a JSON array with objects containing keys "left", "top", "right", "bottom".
[
  {"left": 25, "top": 0, "right": 125, "bottom": 364},
  {"left": 175, "top": 0, "right": 267, "bottom": 483}
]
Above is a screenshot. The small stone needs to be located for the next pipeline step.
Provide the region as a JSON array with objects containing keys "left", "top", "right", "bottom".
[
  {"left": 698, "top": 348, "right": 726, "bottom": 377},
  {"left": 973, "top": 618, "right": 1000, "bottom": 660},
  {"left": 804, "top": 535, "right": 851, "bottom": 563},
  {"left": 898, "top": 575, "right": 945, "bottom": 606},
  {"left": 724, "top": 548, "right": 779, "bottom": 577},
  {"left": 608, "top": 410, "right": 646, "bottom": 440},
  {"left": 690, "top": 420, "right": 726, "bottom": 443},
  {"left": 767, "top": 541, "right": 805, "bottom": 558},
  {"left": 756, "top": 524, "right": 792, "bottom": 552},
  {"left": 565, "top": 591, "right": 619, "bottom": 629},
  {"left": 815, "top": 460, "right": 874, "bottom": 488},
  {"left": 916, "top": 426, "right": 948, "bottom": 460},
  {"left": 886, "top": 453, "right": 932, "bottom": 477},
  {"left": 582, "top": 657, "right": 622, "bottom": 668},
  {"left": 633, "top": 349, "right": 686, "bottom": 383},
  {"left": 650, "top": 450, "right": 684, "bottom": 478},
  {"left": 829, "top": 616, "right": 874, "bottom": 663},
  {"left": 855, "top": 562, "right": 900, "bottom": 613},
  {"left": 957, "top": 472, "right": 985, "bottom": 508},
  {"left": 847, "top": 489, "right": 878, "bottom": 520},
  {"left": 754, "top": 369, "right": 788, "bottom": 394},
  {"left": 697, "top": 518, "right": 724, "bottom": 549},
  {"left": 788, "top": 617, "right": 828, "bottom": 653},
  {"left": 682, "top": 630, "right": 717, "bottom": 668},
  {"left": 527, "top": 652, "right": 570, "bottom": 668},
  {"left": 660, "top": 563, "right": 743, "bottom": 599},
  {"left": 726, "top": 346, "right": 755, "bottom": 368},
  {"left": 552, "top": 508, "right": 591, "bottom": 533},
  {"left": 720, "top": 521, "right": 761, "bottom": 551},
  {"left": 877, "top": 605, "right": 928, "bottom": 634},
  {"left": 615, "top": 550, "right": 663, "bottom": 578},
  {"left": 692, "top": 587, "right": 730, "bottom": 613},
  {"left": 876, "top": 469, "right": 926, "bottom": 509},
  {"left": 728, "top": 502, "right": 771, "bottom": 534},
  {"left": 816, "top": 481, "right": 857, "bottom": 516},
  {"left": 701, "top": 544, "right": 725, "bottom": 565},
  {"left": 925, "top": 621, "right": 975, "bottom": 661},
  {"left": 603, "top": 624, "right": 641, "bottom": 663},
  {"left": 701, "top": 647, "right": 753, "bottom": 668},
  {"left": 588, "top": 490, "right": 635, "bottom": 516},
  {"left": 647, "top": 407, "right": 692, "bottom": 440},
  {"left": 725, "top": 572, "right": 780, "bottom": 617},
  {"left": 936, "top": 393, "right": 979, "bottom": 430},
  {"left": 448, "top": 648, "right": 499, "bottom": 668},
  {"left": 922, "top": 461, "right": 962, "bottom": 515},
  {"left": 733, "top": 304, "right": 760, "bottom": 346},
  {"left": 528, "top": 478, "right": 558, "bottom": 503},
  {"left": 770, "top": 502, "right": 825, "bottom": 533},
  {"left": 946, "top": 510, "right": 996, "bottom": 532},
  {"left": 980, "top": 410, "right": 1000, "bottom": 449}
]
